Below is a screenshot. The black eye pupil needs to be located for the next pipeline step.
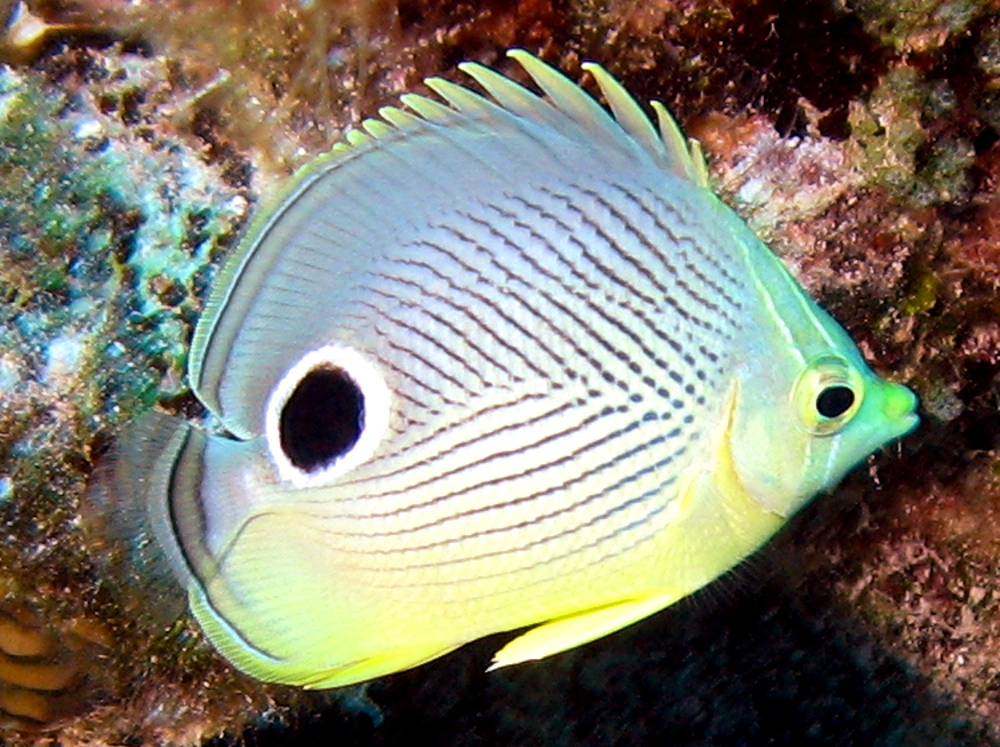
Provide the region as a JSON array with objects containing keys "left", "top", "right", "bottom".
[
  {"left": 279, "top": 366, "right": 364, "bottom": 472},
  {"left": 816, "top": 385, "right": 855, "bottom": 419}
]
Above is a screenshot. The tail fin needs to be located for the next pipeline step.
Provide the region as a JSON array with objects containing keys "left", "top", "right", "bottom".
[{"left": 82, "top": 411, "right": 194, "bottom": 624}]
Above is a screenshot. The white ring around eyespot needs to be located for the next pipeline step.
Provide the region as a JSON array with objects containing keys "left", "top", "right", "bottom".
[{"left": 264, "top": 345, "right": 391, "bottom": 489}]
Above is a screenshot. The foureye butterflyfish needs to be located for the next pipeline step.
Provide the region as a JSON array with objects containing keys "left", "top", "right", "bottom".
[{"left": 98, "top": 50, "right": 920, "bottom": 688}]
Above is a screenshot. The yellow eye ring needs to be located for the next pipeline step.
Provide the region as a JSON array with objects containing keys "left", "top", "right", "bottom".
[{"left": 791, "top": 355, "right": 864, "bottom": 436}]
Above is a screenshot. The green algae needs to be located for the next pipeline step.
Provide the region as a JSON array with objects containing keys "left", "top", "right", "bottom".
[
  {"left": 901, "top": 270, "right": 943, "bottom": 316},
  {"left": 848, "top": 65, "right": 928, "bottom": 197},
  {"left": 848, "top": 64, "right": 978, "bottom": 207},
  {"left": 915, "top": 134, "right": 976, "bottom": 205},
  {"left": 0, "top": 54, "right": 249, "bottom": 547},
  {"left": 0, "top": 50, "right": 250, "bottom": 708},
  {"left": 848, "top": 0, "right": 985, "bottom": 52},
  {"left": 976, "top": 22, "right": 1000, "bottom": 137},
  {"left": 0, "top": 62, "right": 247, "bottom": 430}
]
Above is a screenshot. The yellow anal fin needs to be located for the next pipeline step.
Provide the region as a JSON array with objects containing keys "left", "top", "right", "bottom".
[{"left": 488, "top": 594, "right": 675, "bottom": 671}]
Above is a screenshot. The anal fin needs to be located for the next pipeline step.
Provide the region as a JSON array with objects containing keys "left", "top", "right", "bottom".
[
  {"left": 488, "top": 593, "right": 676, "bottom": 670},
  {"left": 303, "top": 643, "right": 463, "bottom": 690}
]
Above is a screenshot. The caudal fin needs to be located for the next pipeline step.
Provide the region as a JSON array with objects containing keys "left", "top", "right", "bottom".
[{"left": 82, "top": 411, "right": 194, "bottom": 624}]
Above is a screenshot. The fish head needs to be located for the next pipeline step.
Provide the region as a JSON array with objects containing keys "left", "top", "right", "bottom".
[{"left": 723, "top": 247, "right": 920, "bottom": 519}]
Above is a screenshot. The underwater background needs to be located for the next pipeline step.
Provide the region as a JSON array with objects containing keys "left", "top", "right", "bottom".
[{"left": 1, "top": 0, "right": 1000, "bottom": 744}]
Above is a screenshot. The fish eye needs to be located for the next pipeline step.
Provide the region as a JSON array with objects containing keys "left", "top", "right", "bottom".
[
  {"left": 816, "top": 385, "right": 855, "bottom": 419},
  {"left": 265, "top": 345, "right": 391, "bottom": 487},
  {"left": 792, "top": 355, "right": 863, "bottom": 436},
  {"left": 279, "top": 366, "right": 363, "bottom": 472}
]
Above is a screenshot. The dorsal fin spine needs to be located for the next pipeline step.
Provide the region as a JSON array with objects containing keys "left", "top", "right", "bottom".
[
  {"left": 458, "top": 61, "right": 561, "bottom": 126},
  {"left": 651, "top": 100, "right": 710, "bottom": 188},
  {"left": 379, "top": 105, "right": 420, "bottom": 128},
  {"left": 688, "top": 138, "right": 710, "bottom": 188},
  {"left": 345, "top": 129, "right": 372, "bottom": 147},
  {"left": 362, "top": 118, "right": 394, "bottom": 138},
  {"left": 506, "top": 49, "right": 621, "bottom": 144},
  {"left": 423, "top": 77, "right": 497, "bottom": 117},
  {"left": 581, "top": 61, "right": 667, "bottom": 164},
  {"left": 400, "top": 92, "right": 453, "bottom": 122}
]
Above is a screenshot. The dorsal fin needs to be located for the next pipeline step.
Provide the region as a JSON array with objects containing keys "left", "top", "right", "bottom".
[
  {"left": 398, "top": 92, "right": 453, "bottom": 122},
  {"left": 327, "top": 50, "right": 709, "bottom": 190},
  {"left": 423, "top": 76, "right": 502, "bottom": 118},
  {"left": 503, "top": 49, "right": 628, "bottom": 145},
  {"left": 651, "top": 100, "right": 710, "bottom": 188},
  {"left": 582, "top": 61, "right": 667, "bottom": 163},
  {"left": 361, "top": 117, "right": 394, "bottom": 138},
  {"left": 457, "top": 59, "right": 567, "bottom": 130}
]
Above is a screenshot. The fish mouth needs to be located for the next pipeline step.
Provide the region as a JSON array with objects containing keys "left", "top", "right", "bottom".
[
  {"left": 900, "top": 411, "right": 921, "bottom": 433},
  {"left": 891, "top": 412, "right": 921, "bottom": 445},
  {"left": 881, "top": 381, "right": 921, "bottom": 442}
]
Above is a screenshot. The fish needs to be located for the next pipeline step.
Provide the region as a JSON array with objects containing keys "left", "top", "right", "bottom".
[{"left": 97, "top": 49, "right": 920, "bottom": 689}]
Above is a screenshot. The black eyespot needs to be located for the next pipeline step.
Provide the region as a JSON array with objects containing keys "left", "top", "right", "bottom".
[
  {"left": 816, "top": 385, "right": 855, "bottom": 419},
  {"left": 279, "top": 366, "right": 364, "bottom": 473}
]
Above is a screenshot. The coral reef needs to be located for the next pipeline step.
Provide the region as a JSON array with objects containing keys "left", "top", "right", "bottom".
[
  {"left": 1, "top": 0, "right": 1000, "bottom": 744},
  {"left": 0, "top": 41, "right": 271, "bottom": 743}
]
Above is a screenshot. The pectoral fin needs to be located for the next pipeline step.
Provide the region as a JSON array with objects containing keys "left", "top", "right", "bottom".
[{"left": 488, "top": 593, "right": 675, "bottom": 670}]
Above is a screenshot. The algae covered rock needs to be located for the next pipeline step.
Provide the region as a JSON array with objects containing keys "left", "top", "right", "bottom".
[
  {"left": 0, "top": 50, "right": 263, "bottom": 741},
  {"left": 1, "top": 0, "right": 1000, "bottom": 744}
]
